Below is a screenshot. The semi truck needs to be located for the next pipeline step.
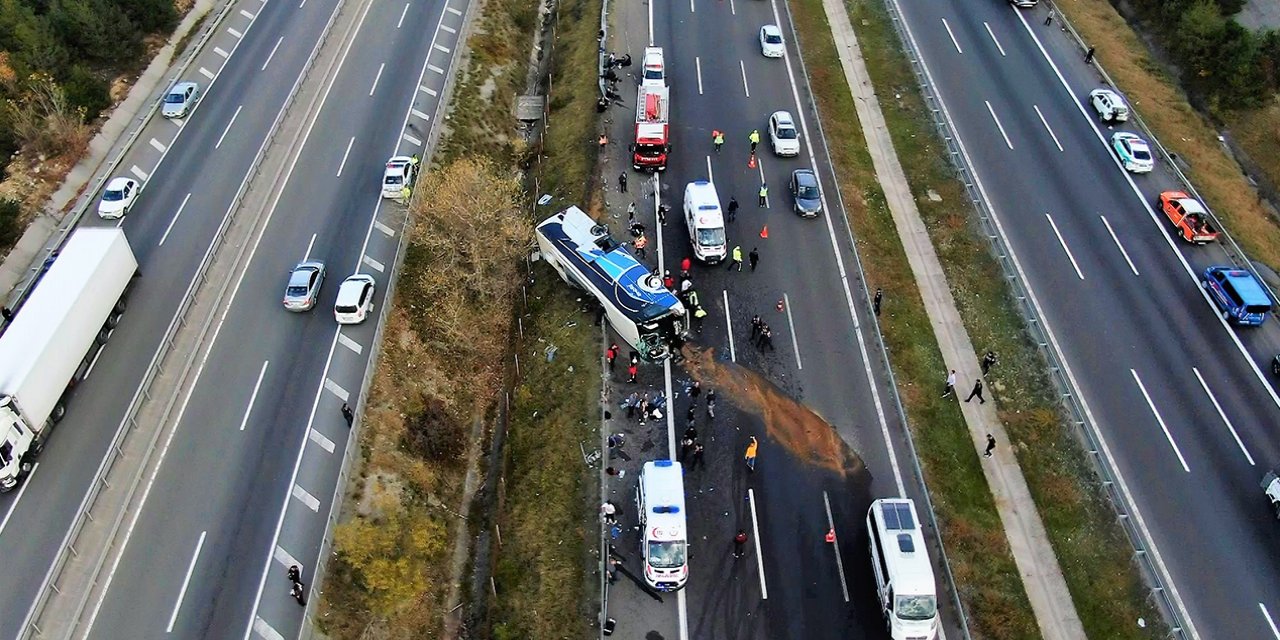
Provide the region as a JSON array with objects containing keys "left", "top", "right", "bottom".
[
  {"left": 0, "top": 228, "right": 139, "bottom": 490},
  {"left": 535, "top": 206, "right": 685, "bottom": 361},
  {"left": 632, "top": 84, "right": 670, "bottom": 171}
]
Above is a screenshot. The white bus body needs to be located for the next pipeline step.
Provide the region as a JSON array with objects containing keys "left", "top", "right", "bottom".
[{"left": 866, "top": 498, "right": 939, "bottom": 640}]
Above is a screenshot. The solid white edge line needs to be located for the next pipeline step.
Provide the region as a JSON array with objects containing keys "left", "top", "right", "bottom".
[
  {"left": 783, "top": 292, "right": 802, "bottom": 369},
  {"left": 984, "top": 100, "right": 1013, "bottom": 150},
  {"left": 1260, "top": 602, "right": 1280, "bottom": 639},
  {"left": 739, "top": 60, "right": 750, "bottom": 97},
  {"left": 159, "top": 193, "right": 193, "bottom": 247},
  {"left": 166, "top": 530, "right": 206, "bottom": 633},
  {"left": 822, "top": 491, "right": 850, "bottom": 602},
  {"left": 983, "top": 22, "right": 1006, "bottom": 56},
  {"left": 1191, "top": 367, "right": 1255, "bottom": 465},
  {"left": 0, "top": 462, "right": 38, "bottom": 539},
  {"left": 1044, "top": 213, "right": 1084, "bottom": 280},
  {"left": 215, "top": 105, "right": 243, "bottom": 149},
  {"left": 1129, "top": 369, "right": 1190, "bottom": 472},
  {"left": 747, "top": 488, "right": 768, "bottom": 599},
  {"left": 1032, "top": 104, "right": 1063, "bottom": 152},
  {"left": 261, "top": 36, "right": 283, "bottom": 71},
  {"left": 1099, "top": 215, "right": 1139, "bottom": 276},
  {"left": 723, "top": 289, "right": 736, "bottom": 362},
  {"left": 239, "top": 361, "right": 270, "bottom": 432},
  {"left": 336, "top": 136, "right": 356, "bottom": 177},
  {"left": 941, "top": 18, "right": 962, "bottom": 54}
]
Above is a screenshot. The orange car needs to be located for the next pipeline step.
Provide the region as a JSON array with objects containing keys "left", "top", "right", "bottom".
[{"left": 1158, "top": 191, "right": 1219, "bottom": 244}]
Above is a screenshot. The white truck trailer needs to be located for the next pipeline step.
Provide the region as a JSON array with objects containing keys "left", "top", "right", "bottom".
[{"left": 0, "top": 228, "right": 138, "bottom": 490}]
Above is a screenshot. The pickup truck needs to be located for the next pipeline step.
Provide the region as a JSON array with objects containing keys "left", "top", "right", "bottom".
[
  {"left": 1158, "top": 191, "right": 1219, "bottom": 244},
  {"left": 1263, "top": 470, "right": 1280, "bottom": 519}
]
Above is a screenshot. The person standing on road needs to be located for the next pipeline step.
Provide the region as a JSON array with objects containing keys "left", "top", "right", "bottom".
[
  {"left": 733, "top": 530, "right": 749, "bottom": 558},
  {"left": 984, "top": 433, "right": 996, "bottom": 458},
  {"left": 965, "top": 379, "right": 985, "bottom": 404},
  {"left": 713, "top": 129, "right": 725, "bottom": 153},
  {"left": 942, "top": 369, "right": 956, "bottom": 398},
  {"left": 727, "top": 196, "right": 739, "bottom": 222},
  {"left": 658, "top": 204, "right": 669, "bottom": 225},
  {"left": 749, "top": 247, "right": 760, "bottom": 271},
  {"left": 606, "top": 344, "right": 619, "bottom": 370},
  {"left": 706, "top": 389, "right": 716, "bottom": 419},
  {"left": 633, "top": 233, "right": 649, "bottom": 259},
  {"left": 751, "top": 314, "right": 762, "bottom": 340},
  {"left": 1084, "top": 46, "right": 1096, "bottom": 64},
  {"left": 744, "top": 436, "right": 758, "bottom": 471},
  {"left": 690, "top": 380, "right": 701, "bottom": 401},
  {"left": 680, "top": 256, "right": 692, "bottom": 278},
  {"left": 748, "top": 129, "right": 760, "bottom": 153},
  {"left": 619, "top": 172, "right": 628, "bottom": 193},
  {"left": 291, "top": 582, "right": 307, "bottom": 606},
  {"left": 758, "top": 182, "right": 768, "bottom": 207},
  {"left": 690, "top": 442, "right": 705, "bottom": 469},
  {"left": 873, "top": 288, "right": 883, "bottom": 316},
  {"left": 1044, "top": 9, "right": 1054, "bottom": 26},
  {"left": 760, "top": 327, "right": 775, "bottom": 351},
  {"left": 727, "top": 246, "right": 743, "bottom": 271},
  {"left": 341, "top": 402, "right": 354, "bottom": 426},
  {"left": 287, "top": 565, "right": 302, "bottom": 585},
  {"left": 981, "top": 350, "right": 998, "bottom": 375},
  {"left": 627, "top": 362, "right": 638, "bottom": 383}
]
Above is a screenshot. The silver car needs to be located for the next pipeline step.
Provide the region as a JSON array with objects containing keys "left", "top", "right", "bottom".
[
  {"left": 162, "top": 81, "right": 201, "bottom": 118},
  {"left": 283, "top": 261, "right": 326, "bottom": 311}
]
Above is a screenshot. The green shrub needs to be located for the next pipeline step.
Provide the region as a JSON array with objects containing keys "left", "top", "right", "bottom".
[{"left": 62, "top": 64, "right": 109, "bottom": 119}]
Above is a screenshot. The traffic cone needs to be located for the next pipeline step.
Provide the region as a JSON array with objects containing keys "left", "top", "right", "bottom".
[
  {"left": 825, "top": 528, "right": 835, "bottom": 543},
  {"left": 759, "top": 225, "right": 768, "bottom": 238},
  {"left": 748, "top": 153, "right": 757, "bottom": 169},
  {"left": 776, "top": 299, "right": 785, "bottom": 312}
]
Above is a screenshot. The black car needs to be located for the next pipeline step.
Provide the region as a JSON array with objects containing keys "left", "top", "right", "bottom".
[{"left": 790, "top": 168, "right": 822, "bottom": 217}]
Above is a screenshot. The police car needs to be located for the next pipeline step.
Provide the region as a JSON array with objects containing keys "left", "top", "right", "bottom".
[
  {"left": 1111, "top": 132, "right": 1153, "bottom": 173},
  {"left": 382, "top": 156, "right": 417, "bottom": 199}
]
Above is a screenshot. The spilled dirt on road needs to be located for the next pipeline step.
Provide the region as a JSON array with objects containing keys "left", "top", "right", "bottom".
[{"left": 681, "top": 346, "right": 866, "bottom": 478}]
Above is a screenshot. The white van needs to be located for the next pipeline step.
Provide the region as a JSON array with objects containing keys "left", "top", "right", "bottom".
[
  {"left": 636, "top": 460, "right": 688, "bottom": 591},
  {"left": 683, "top": 181, "right": 727, "bottom": 263},
  {"left": 866, "top": 498, "right": 939, "bottom": 640}
]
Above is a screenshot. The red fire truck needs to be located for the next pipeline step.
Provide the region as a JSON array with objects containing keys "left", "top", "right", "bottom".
[{"left": 632, "top": 84, "right": 670, "bottom": 171}]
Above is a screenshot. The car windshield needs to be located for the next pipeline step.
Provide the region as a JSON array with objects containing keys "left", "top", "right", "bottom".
[
  {"left": 647, "top": 540, "right": 686, "bottom": 568},
  {"left": 765, "top": 33, "right": 782, "bottom": 44},
  {"left": 777, "top": 127, "right": 797, "bottom": 140},
  {"left": 797, "top": 183, "right": 819, "bottom": 198},
  {"left": 1132, "top": 149, "right": 1151, "bottom": 161},
  {"left": 697, "top": 227, "right": 726, "bottom": 247},
  {"left": 102, "top": 189, "right": 125, "bottom": 202},
  {"left": 644, "top": 67, "right": 662, "bottom": 80},
  {"left": 165, "top": 92, "right": 185, "bottom": 104},
  {"left": 895, "top": 594, "right": 937, "bottom": 621}
]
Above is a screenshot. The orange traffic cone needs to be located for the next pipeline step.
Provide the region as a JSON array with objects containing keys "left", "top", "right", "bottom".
[
  {"left": 759, "top": 225, "right": 768, "bottom": 238},
  {"left": 748, "top": 153, "right": 757, "bottom": 169},
  {"left": 825, "top": 528, "right": 835, "bottom": 543},
  {"left": 776, "top": 299, "right": 785, "bottom": 312}
]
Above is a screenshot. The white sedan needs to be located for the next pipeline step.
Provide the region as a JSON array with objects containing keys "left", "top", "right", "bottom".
[
  {"left": 768, "top": 110, "right": 800, "bottom": 157},
  {"left": 335, "top": 274, "right": 376, "bottom": 324},
  {"left": 97, "top": 177, "right": 139, "bottom": 219},
  {"left": 1111, "top": 132, "right": 1153, "bottom": 173},
  {"left": 759, "top": 25, "right": 785, "bottom": 58}
]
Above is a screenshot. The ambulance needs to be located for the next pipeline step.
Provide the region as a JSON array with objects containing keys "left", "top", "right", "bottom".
[
  {"left": 682, "top": 181, "right": 727, "bottom": 263},
  {"left": 636, "top": 460, "right": 689, "bottom": 591}
]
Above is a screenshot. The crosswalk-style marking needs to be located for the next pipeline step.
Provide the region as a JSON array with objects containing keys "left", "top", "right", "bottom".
[
  {"left": 150, "top": 138, "right": 166, "bottom": 153},
  {"left": 361, "top": 255, "right": 385, "bottom": 272},
  {"left": 402, "top": 132, "right": 423, "bottom": 146},
  {"left": 291, "top": 484, "right": 320, "bottom": 512},
  {"left": 428, "top": 64, "right": 445, "bottom": 75},
  {"left": 323, "top": 378, "right": 349, "bottom": 402},
  {"left": 227, "top": 27, "right": 243, "bottom": 38},
  {"left": 410, "top": 108, "right": 430, "bottom": 121},
  {"left": 433, "top": 43, "right": 451, "bottom": 53},
  {"left": 253, "top": 617, "right": 284, "bottom": 640},
  {"left": 441, "top": 24, "right": 457, "bottom": 33},
  {"left": 214, "top": 47, "right": 230, "bottom": 58},
  {"left": 309, "top": 428, "right": 336, "bottom": 453},
  {"left": 419, "top": 85, "right": 438, "bottom": 96},
  {"left": 375, "top": 220, "right": 396, "bottom": 237},
  {"left": 240, "top": 9, "right": 256, "bottom": 18},
  {"left": 199, "top": 67, "right": 215, "bottom": 79},
  {"left": 337, "top": 333, "right": 363, "bottom": 355},
  {"left": 130, "top": 165, "right": 149, "bottom": 180},
  {"left": 446, "top": 6, "right": 462, "bottom": 15}
]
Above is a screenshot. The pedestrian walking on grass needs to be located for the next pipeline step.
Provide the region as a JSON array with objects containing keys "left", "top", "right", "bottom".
[
  {"left": 745, "top": 436, "right": 758, "bottom": 472},
  {"left": 733, "top": 530, "right": 749, "bottom": 557},
  {"left": 727, "top": 196, "right": 739, "bottom": 222},
  {"left": 981, "top": 350, "right": 998, "bottom": 375},
  {"left": 607, "top": 344, "right": 619, "bottom": 370},
  {"left": 341, "top": 402, "right": 354, "bottom": 426},
  {"left": 749, "top": 247, "right": 760, "bottom": 271},
  {"left": 1084, "top": 46, "right": 1096, "bottom": 64},
  {"left": 728, "top": 246, "right": 743, "bottom": 271},
  {"left": 965, "top": 379, "right": 985, "bottom": 404},
  {"left": 873, "top": 288, "right": 883, "bottom": 316},
  {"left": 627, "top": 363, "right": 638, "bottom": 383},
  {"left": 984, "top": 433, "right": 996, "bottom": 458},
  {"left": 1044, "top": 9, "right": 1054, "bottom": 26},
  {"left": 942, "top": 370, "right": 956, "bottom": 398},
  {"left": 619, "top": 172, "right": 628, "bottom": 193}
]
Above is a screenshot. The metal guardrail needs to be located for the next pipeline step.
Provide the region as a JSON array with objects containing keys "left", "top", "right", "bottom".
[
  {"left": 878, "top": 0, "right": 1189, "bottom": 637},
  {"left": 20, "top": 0, "right": 354, "bottom": 635}
]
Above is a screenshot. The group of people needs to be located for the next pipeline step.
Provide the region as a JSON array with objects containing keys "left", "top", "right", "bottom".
[
  {"left": 286, "top": 565, "right": 307, "bottom": 606},
  {"left": 619, "top": 386, "right": 668, "bottom": 425},
  {"left": 749, "top": 314, "right": 775, "bottom": 351},
  {"left": 605, "top": 344, "right": 645, "bottom": 383},
  {"left": 677, "top": 381, "right": 715, "bottom": 470}
]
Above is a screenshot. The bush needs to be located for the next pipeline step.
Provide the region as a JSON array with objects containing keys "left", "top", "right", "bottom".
[
  {"left": 402, "top": 394, "right": 467, "bottom": 463},
  {"left": 0, "top": 197, "right": 21, "bottom": 253},
  {"left": 7, "top": 73, "right": 89, "bottom": 156},
  {"left": 62, "top": 64, "right": 109, "bottom": 118}
]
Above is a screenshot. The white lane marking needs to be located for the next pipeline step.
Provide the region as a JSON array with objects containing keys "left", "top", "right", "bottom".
[
  {"left": 309, "top": 428, "right": 336, "bottom": 453},
  {"left": 782, "top": 293, "right": 802, "bottom": 369},
  {"left": 403, "top": 132, "right": 423, "bottom": 146},
  {"left": 984, "top": 100, "right": 1012, "bottom": 150},
  {"left": 695, "top": 57, "right": 704, "bottom": 95},
  {"left": 1099, "top": 215, "right": 1139, "bottom": 276},
  {"left": 983, "top": 21, "right": 1006, "bottom": 56},
  {"left": 1192, "top": 367, "right": 1255, "bottom": 465},
  {"left": 1130, "top": 369, "right": 1190, "bottom": 473},
  {"left": 159, "top": 193, "right": 192, "bottom": 246},
  {"left": 228, "top": 27, "right": 243, "bottom": 39},
  {"left": 441, "top": 23, "right": 456, "bottom": 33},
  {"left": 150, "top": 138, "right": 167, "bottom": 153},
  {"left": 410, "top": 108, "right": 430, "bottom": 121},
  {"left": 324, "top": 378, "right": 350, "bottom": 402},
  {"left": 291, "top": 485, "right": 320, "bottom": 512},
  {"left": 730, "top": 0, "right": 736, "bottom": 15},
  {"left": 199, "top": 67, "right": 215, "bottom": 80},
  {"left": 272, "top": 545, "right": 301, "bottom": 570},
  {"left": 214, "top": 46, "right": 230, "bottom": 58},
  {"left": 337, "top": 333, "right": 363, "bottom": 355},
  {"left": 1032, "top": 105, "right": 1063, "bottom": 152},
  {"left": 654, "top": 170, "right": 686, "bottom": 640},
  {"left": 428, "top": 63, "right": 445, "bottom": 74},
  {"left": 822, "top": 491, "right": 850, "bottom": 602},
  {"left": 166, "top": 531, "right": 207, "bottom": 633},
  {"left": 739, "top": 60, "right": 750, "bottom": 97},
  {"left": 434, "top": 43, "right": 451, "bottom": 53},
  {"left": 240, "top": 9, "right": 256, "bottom": 18},
  {"left": 239, "top": 361, "right": 270, "bottom": 432},
  {"left": 261, "top": 36, "right": 281, "bottom": 70},
  {"left": 689, "top": 0, "right": 694, "bottom": 14},
  {"left": 705, "top": 155, "right": 714, "bottom": 183},
  {"left": 375, "top": 220, "right": 396, "bottom": 236},
  {"left": 420, "top": 84, "right": 438, "bottom": 96},
  {"left": 304, "top": 233, "right": 317, "bottom": 261},
  {"left": 397, "top": 2, "right": 410, "bottom": 28},
  {"left": 336, "top": 136, "right": 356, "bottom": 177},
  {"left": 941, "top": 19, "right": 962, "bottom": 54},
  {"left": 216, "top": 105, "right": 243, "bottom": 149},
  {"left": 748, "top": 488, "right": 768, "bottom": 599},
  {"left": 723, "top": 290, "right": 737, "bottom": 362},
  {"left": 1260, "top": 603, "right": 1280, "bottom": 639},
  {"left": 362, "top": 255, "right": 385, "bottom": 272},
  {"left": 253, "top": 617, "right": 285, "bottom": 640},
  {"left": 446, "top": 6, "right": 462, "bottom": 14},
  {"left": 369, "top": 63, "right": 385, "bottom": 95},
  {"left": 1044, "top": 214, "right": 1084, "bottom": 280},
  {"left": 130, "top": 165, "right": 149, "bottom": 180},
  {"left": 0, "top": 462, "right": 39, "bottom": 539}
]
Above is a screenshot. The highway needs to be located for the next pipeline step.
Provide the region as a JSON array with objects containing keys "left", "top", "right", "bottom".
[
  {"left": 890, "top": 0, "right": 1280, "bottom": 637},
  {"left": 601, "top": 0, "right": 964, "bottom": 636},
  {"left": 0, "top": 0, "right": 466, "bottom": 637}
]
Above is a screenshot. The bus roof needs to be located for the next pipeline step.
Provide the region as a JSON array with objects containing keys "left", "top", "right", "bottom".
[{"left": 868, "top": 499, "right": 937, "bottom": 596}]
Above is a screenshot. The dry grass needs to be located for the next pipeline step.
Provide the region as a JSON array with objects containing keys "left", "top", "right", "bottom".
[{"left": 1055, "top": 0, "right": 1280, "bottom": 271}]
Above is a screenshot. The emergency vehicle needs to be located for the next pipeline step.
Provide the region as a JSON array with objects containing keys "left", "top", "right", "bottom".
[
  {"left": 636, "top": 460, "right": 688, "bottom": 591},
  {"left": 633, "top": 84, "right": 670, "bottom": 171}
]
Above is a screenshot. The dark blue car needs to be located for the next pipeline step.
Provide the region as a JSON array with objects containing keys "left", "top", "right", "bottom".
[{"left": 1203, "top": 266, "right": 1271, "bottom": 326}]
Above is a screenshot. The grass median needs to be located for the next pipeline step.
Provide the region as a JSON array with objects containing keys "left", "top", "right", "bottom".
[{"left": 787, "top": 0, "right": 1165, "bottom": 636}]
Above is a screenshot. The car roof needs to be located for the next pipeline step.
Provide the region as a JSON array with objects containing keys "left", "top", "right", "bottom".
[
  {"left": 294, "top": 260, "right": 324, "bottom": 272},
  {"left": 106, "top": 177, "right": 133, "bottom": 190},
  {"left": 169, "top": 81, "right": 198, "bottom": 94},
  {"left": 1217, "top": 269, "right": 1271, "bottom": 304},
  {"left": 337, "top": 274, "right": 374, "bottom": 304},
  {"left": 762, "top": 24, "right": 781, "bottom": 35},
  {"left": 772, "top": 110, "right": 794, "bottom": 124},
  {"left": 793, "top": 168, "right": 817, "bottom": 185}
]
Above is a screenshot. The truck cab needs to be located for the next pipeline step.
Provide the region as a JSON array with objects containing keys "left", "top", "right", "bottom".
[
  {"left": 1263, "top": 470, "right": 1280, "bottom": 519},
  {"left": 0, "top": 397, "right": 37, "bottom": 491}
]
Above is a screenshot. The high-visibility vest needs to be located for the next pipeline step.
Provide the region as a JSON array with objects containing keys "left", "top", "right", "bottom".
[
  {"left": 759, "top": 184, "right": 768, "bottom": 197},
  {"left": 748, "top": 131, "right": 760, "bottom": 143}
]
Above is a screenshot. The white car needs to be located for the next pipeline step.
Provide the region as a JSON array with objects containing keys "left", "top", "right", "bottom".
[
  {"left": 1110, "top": 132, "right": 1154, "bottom": 173},
  {"left": 1089, "top": 88, "right": 1129, "bottom": 123},
  {"left": 97, "top": 177, "right": 139, "bottom": 219},
  {"left": 768, "top": 110, "right": 800, "bottom": 157},
  {"left": 382, "top": 156, "right": 417, "bottom": 198},
  {"left": 334, "top": 274, "right": 376, "bottom": 324},
  {"left": 641, "top": 47, "right": 665, "bottom": 87},
  {"left": 759, "top": 25, "right": 785, "bottom": 58},
  {"left": 161, "top": 81, "right": 201, "bottom": 118}
]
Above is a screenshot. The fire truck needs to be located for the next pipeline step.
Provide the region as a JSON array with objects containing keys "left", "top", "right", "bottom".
[{"left": 632, "top": 83, "right": 670, "bottom": 171}]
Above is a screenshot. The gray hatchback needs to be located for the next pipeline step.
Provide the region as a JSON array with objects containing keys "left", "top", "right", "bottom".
[
  {"left": 790, "top": 168, "right": 822, "bottom": 217},
  {"left": 283, "top": 261, "right": 326, "bottom": 311}
]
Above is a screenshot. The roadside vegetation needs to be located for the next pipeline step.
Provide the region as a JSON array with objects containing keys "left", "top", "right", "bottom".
[
  {"left": 788, "top": 0, "right": 1163, "bottom": 636},
  {"left": 319, "top": 0, "right": 602, "bottom": 635}
]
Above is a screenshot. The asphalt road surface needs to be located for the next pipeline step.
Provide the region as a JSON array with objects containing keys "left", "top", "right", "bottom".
[
  {"left": 0, "top": 0, "right": 465, "bottom": 637},
  {"left": 892, "top": 1, "right": 1280, "bottom": 637}
]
